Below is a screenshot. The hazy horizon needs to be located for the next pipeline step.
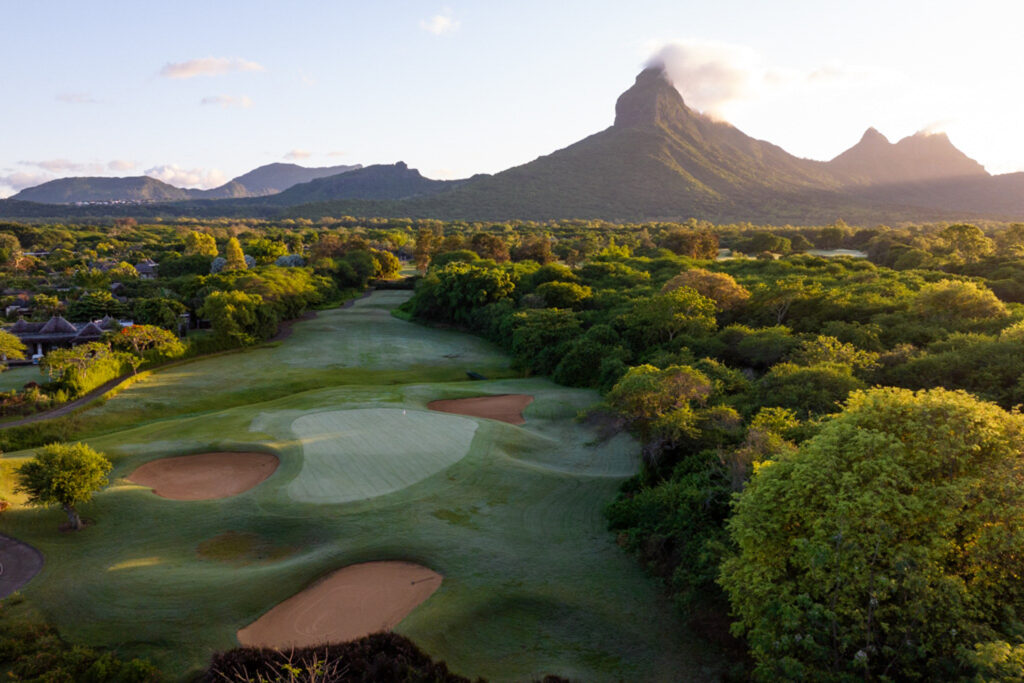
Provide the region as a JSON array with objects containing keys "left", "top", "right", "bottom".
[{"left": 3, "top": 0, "right": 1023, "bottom": 197}]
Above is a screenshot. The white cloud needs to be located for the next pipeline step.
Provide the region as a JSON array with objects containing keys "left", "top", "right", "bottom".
[
  {"left": 646, "top": 40, "right": 877, "bottom": 121},
  {"left": 284, "top": 149, "right": 311, "bottom": 161},
  {"left": 327, "top": 150, "right": 347, "bottom": 157},
  {"left": 56, "top": 92, "right": 97, "bottom": 104},
  {"left": 145, "top": 164, "right": 227, "bottom": 189},
  {"left": 19, "top": 159, "right": 109, "bottom": 174},
  {"left": 0, "top": 171, "right": 55, "bottom": 197},
  {"left": 420, "top": 9, "right": 460, "bottom": 35},
  {"left": 159, "top": 57, "right": 264, "bottom": 79},
  {"left": 200, "top": 95, "right": 253, "bottom": 108},
  {"left": 108, "top": 159, "right": 137, "bottom": 171}
]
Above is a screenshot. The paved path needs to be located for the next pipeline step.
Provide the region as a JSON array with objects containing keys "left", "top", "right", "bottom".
[{"left": 0, "top": 533, "right": 43, "bottom": 598}]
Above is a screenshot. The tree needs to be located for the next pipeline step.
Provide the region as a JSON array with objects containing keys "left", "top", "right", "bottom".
[
  {"left": 0, "top": 232, "right": 22, "bottom": 264},
  {"left": 720, "top": 388, "right": 1024, "bottom": 680},
  {"left": 32, "top": 293, "right": 62, "bottom": 317},
  {"left": 0, "top": 330, "right": 26, "bottom": 366},
  {"left": 184, "top": 231, "right": 218, "bottom": 257},
  {"left": 245, "top": 237, "right": 288, "bottom": 265},
  {"left": 622, "top": 288, "right": 717, "bottom": 345},
  {"left": 107, "top": 325, "right": 184, "bottom": 370},
  {"left": 199, "top": 290, "right": 273, "bottom": 346},
  {"left": 662, "top": 268, "right": 750, "bottom": 311},
  {"left": 913, "top": 279, "right": 1007, "bottom": 324},
  {"left": 107, "top": 261, "right": 139, "bottom": 281},
  {"left": 67, "top": 290, "right": 127, "bottom": 321},
  {"left": 16, "top": 442, "right": 112, "bottom": 530},
  {"left": 534, "top": 281, "right": 592, "bottom": 309},
  {"left": 660, "top": 229, "right": 719, "bottom": 259},
  {"left": 940, "top": 223, "right": 994, "bottom": 263},
  {"left": 223, "top": 237, "right": 248, "bottom": 272},
  {"left": 413, "top": 228, "right": 434, "bottom": 272},
  {"left": 604, "top": 363, "right": 712, "bottom": 465},
  {"left": 134, "top": 297, "right": 187, "bottom": 330},
  {"left": 469, "top": 233, "right": 510, "bottom": 262}
]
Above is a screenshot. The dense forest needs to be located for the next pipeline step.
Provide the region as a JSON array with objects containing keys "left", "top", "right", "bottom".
[{"left": 2, "top": 215, "right": 1024, "bottom": 679}]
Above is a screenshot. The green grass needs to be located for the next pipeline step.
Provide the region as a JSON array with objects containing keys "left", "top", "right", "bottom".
[
  {"left": 0, "top": 291, "right": 728, "bottom": 681},
  {"left": 0, "top": 365, "right": 43, "bottom": 393}
]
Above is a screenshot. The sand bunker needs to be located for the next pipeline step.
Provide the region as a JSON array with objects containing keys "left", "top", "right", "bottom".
[
  {"left": 127, "top": 452, "right": 279, "bottom": 500},
  {"left": 428, "top": 394, "right": 534, "bottom": 425},
  {"left": 237, "top": 561, "right": 442, "bottom": 648}
]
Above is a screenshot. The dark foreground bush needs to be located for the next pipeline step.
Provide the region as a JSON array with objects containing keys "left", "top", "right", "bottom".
[
  {"left": 206, "top": 632, "right": 482, "bottom": 683},
  {"left": 0, "top": 601, "right": 160, "bottom": 682}
]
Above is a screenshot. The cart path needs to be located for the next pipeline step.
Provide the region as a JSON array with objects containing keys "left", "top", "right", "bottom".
[{"left": 0, "top": 533, "right": 43, "bottom": 599}]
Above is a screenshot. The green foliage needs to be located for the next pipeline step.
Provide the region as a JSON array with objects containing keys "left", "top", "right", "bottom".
[
  {"left": 721, "top": 388, "right": 1024, "bottom": 681},
  {"left": 620, "top": 288, "right": 717, "bottom": 346},
  {"left": 40, "top": 342, "right": 135, "bottom": 396},
  {"left": 913, "top": 279, "right": 1008, "bottom": 325},
  {"left": 198, "top": 290, "right": 275, "bottom": 347},
  {"left": 223, "top": 237, "right": 247, "bottom": 272},
  {"left": 510, "top": 308, "right": 581, "bottom": 374},
  {"left": 409, "top": 262, "right": 515, "bottom": 325},
  {"left": 133, "top": 298, "right": 186, "bottom": 330},
  {"left": 534, "top": 281, "right": 592, "bottom": 309},
  {"left": 16, "top": 442, "right": 112, "bottom": 529},
  {"left": 431, "top": 249, "right": 480, "bottom": 269},
  {"left": 0, "top": 330, "right": 27, "bottom": 364},
  {"left": 756, "top": 361, "right": 865, "bottom": 417},
  {"left": 67, "top": 291, "right": 127, "bottom": 321},
  {"left": 184, "top": 230, "right": 218, "bottom": 257}
]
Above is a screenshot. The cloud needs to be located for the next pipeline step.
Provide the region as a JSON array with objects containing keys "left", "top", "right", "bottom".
[
  {"left": 0, "top": 171, "right": 54, "bottom": 197},
  {"left": 159, "top": 57, "right": 264, "bottom": 79},
  {"left": 327, "top": 150, "right": 347, "bottom": 157},
  {"left": 200, "top": 94, "right": 253, "bottom": 108},
  {"left": 145, "top": 164, "right": 227, "bottom": 189},
  {"left": 646, "top": 40, "right": 874, "bottom": 120},
  {"left": 420, "top": 9, "right": 460, "bottom": 35},
  {"left": 19, "top": 159, "right": 109, "bottom": 174},
  {"left": 284, "top": 149, "right": 311, "bottom": 161},
  {"left": 56, "top": 92, "right": 98, "bottom": 104},
  {"left": 108, "top": 159, "right": 137, "bottom": 171}
]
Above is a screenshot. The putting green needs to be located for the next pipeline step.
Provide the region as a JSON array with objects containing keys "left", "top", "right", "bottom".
[{"left": 286, "top": 408, "right": 478, "bottom": 503}]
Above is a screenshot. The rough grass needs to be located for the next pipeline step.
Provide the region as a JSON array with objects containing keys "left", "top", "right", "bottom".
[{"left": 0, "top": 291, "right": 728, "bottom": 682}]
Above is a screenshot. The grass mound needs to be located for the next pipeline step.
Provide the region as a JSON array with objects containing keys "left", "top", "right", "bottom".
[{"left": 197, "top": 531, "right": 295, "bottom": 566}]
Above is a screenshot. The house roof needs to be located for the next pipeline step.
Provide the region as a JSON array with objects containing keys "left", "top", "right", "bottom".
[{"left": 7, "top": 315, "right": 114, "bottom": 344}]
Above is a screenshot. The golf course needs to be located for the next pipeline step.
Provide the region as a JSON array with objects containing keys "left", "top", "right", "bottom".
[{"left": 0, "top": 291, "right": 724, "bottom": 680}]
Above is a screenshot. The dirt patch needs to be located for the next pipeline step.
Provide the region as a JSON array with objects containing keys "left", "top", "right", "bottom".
[
  {"left": 127, "top": 452, "right": 279, "bottom": 500},
  {"left": 427, "top": 394, "right": 534, "bottom": 425},
  {"left": 237, "top": 561, "right": 442, "bottom": 649},
  {"left": 197, "top": 531, "right": 295, "bottom": 566}
]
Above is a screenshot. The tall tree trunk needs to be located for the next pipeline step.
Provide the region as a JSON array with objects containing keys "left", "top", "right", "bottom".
[{"left": 63, "top": 504, "right": 82, "bottom": 530}]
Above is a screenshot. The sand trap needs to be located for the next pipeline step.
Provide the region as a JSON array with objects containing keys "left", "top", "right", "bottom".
[
  {"left": 428, "top": 394, "right": 534, "bottom": 425},
  {"left": 237, "top": 561, "right": 442, "bottom": 648},
  {"left": 127, "top": 452, "right": 279, "bottom": 500}
]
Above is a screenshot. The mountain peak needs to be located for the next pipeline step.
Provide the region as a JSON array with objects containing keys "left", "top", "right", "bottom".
[
  {"left": 860, "top": 127, "right": 890, "bottom": 145},
  {"left": 614, "top": 66, "right": 690, "bottom": 129}
]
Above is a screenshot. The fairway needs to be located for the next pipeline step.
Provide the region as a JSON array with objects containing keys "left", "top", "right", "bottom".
[
  {"left": 0, "top": 291, "right": 727, "bottom": 681},
  {"left": 287, "top": 408, "right": 477, "bottom": 504}
]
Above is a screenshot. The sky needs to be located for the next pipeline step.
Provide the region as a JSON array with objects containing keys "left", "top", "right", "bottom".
[{"left": 2, "top": 0, "right": 1024, "bottom": 197}]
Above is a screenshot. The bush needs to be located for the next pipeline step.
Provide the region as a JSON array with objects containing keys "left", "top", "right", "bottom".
[{"left": 206, "top": 632, "right": 479, "bottom": 683}]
